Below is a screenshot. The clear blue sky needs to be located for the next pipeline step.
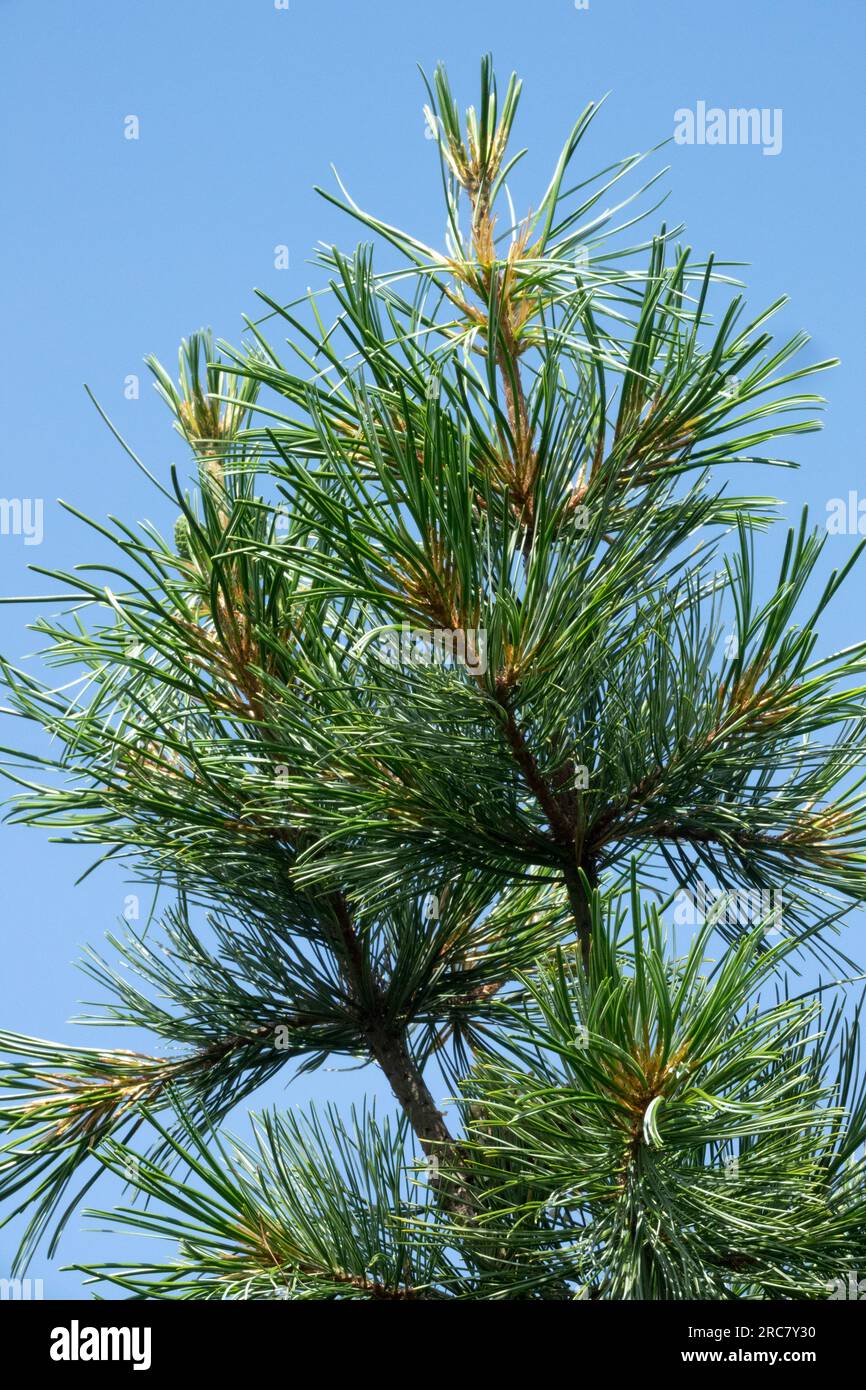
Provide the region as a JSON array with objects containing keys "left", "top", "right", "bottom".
[{"left": 1, "top": 0, "right": 864, "bottom": 1297}]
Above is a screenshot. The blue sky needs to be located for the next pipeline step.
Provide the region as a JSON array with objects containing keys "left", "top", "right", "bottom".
[{"left": 1, "top": 0, "right": 864, "bottom": 1297}]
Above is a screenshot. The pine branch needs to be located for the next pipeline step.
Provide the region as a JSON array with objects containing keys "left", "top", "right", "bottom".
[{"left": 2, "top": 56, "right": 864, "bottom": 1297}]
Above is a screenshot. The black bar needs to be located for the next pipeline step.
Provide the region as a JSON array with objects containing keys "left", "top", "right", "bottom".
[{"left": 2, "top": 1296, "right": 859, "bottom": 1377}]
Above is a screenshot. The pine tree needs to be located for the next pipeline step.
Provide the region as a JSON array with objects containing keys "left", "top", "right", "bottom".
[{"left": 2, "top": 58, "right": 866, "bottom": 1300}]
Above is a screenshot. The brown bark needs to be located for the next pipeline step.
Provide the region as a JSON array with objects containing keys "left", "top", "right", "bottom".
[
  {"left": 495, "top": 687, "right": 596, "bottom": 969},
  {"left": 326, "top": 889, "right": 474, "bottom": 1218},
  {"left": 363, "top": 1026, "right": 453, "bottom": 1153}
]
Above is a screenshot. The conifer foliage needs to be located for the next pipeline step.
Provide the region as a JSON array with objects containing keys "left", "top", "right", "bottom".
[{"left": 2, "top": 59, "right": 866, "bottom": 1299}]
